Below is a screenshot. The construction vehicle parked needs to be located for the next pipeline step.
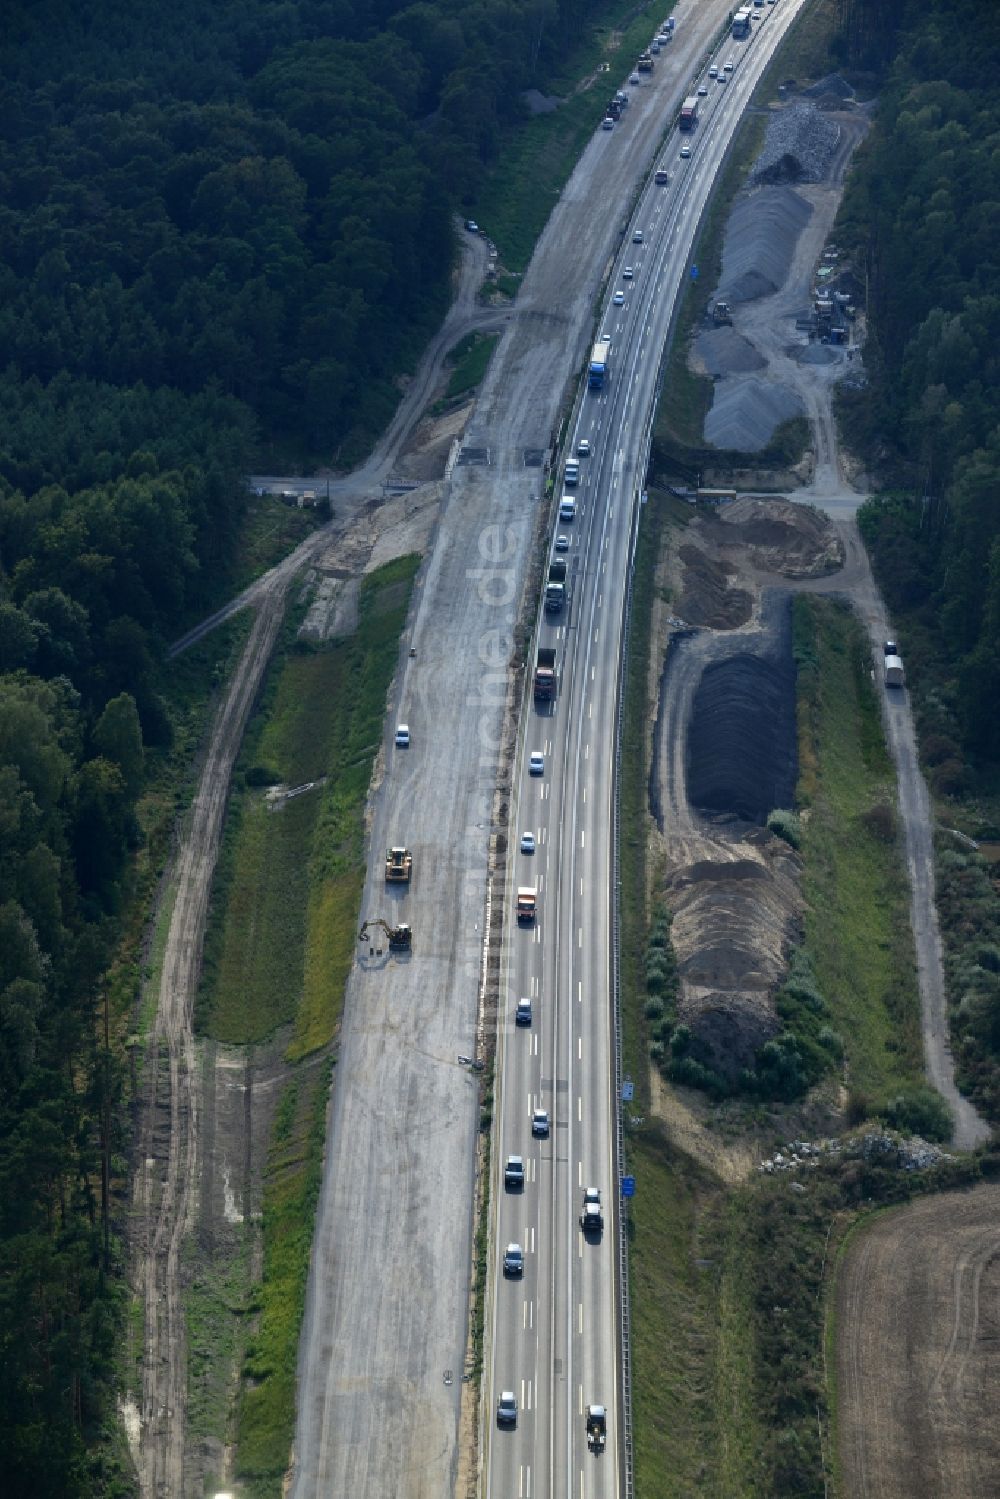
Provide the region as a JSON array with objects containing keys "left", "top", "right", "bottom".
[
  {"left": 358, "top": 918, "right": 412, "bottom": 950},
  {"left": 385, "top": 846, "right": 412, "bottom": 882}
]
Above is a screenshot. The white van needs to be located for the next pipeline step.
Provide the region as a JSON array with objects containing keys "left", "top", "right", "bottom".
[
  {"left": 564, "top": 459, "right": 580, "bottom": 485},
  {"left": 559, "top": 496, "right": 577, "bottom": 521}
]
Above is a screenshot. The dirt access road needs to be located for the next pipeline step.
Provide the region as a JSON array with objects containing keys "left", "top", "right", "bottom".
[
  {"left": 836, "top": 1184, "right": 1000, "bottom": 1498},
  {"left": 131, "top": 229, "right": 499, "bottom": 1497},
  {"left": 680, "top": 84, "right": 996, "bottom": 1499},
  {"left": 709, "top": 90, "right": 989, "bottom": 1148}
]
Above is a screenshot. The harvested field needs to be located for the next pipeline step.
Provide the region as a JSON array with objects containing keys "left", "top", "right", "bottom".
[{"left": 836, "top": 1184, "right": 1000, "bottom": 1499}]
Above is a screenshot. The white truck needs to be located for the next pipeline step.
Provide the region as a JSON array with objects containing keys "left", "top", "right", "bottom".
[{"left": 884, "top": 654, "right": 905, "bottom": 688}]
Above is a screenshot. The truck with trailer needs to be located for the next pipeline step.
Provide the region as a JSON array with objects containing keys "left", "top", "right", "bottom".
[
  {"left": 517, "top": 886, "right": 537, "bottom": 923},
  {"left": 679, "top": 95, "right": 699, "bottom": 129},
  {"left": 534, "top": 646, "right": 557, "bottom": 700},
  {"left": 588, "top": 337, "right": 611, "bottom": 390},
  {"left": 732, "top": 6, "right": 752, "bottom": 36}
]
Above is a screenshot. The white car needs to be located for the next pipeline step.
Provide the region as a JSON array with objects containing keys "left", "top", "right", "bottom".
[
  {"left": 520, "top": 831, "right": 536, "bottom": 854},
  {"left": 630, "top": 72, "right": 641, "bottom": 84},
  {"left": 613, "top": 290, "right": 625, "bottom": 306},
  {"left": 532, "top": 1108, "right": 550, "bottom": 1137},
  {"left": 529, "top": 752, "right": 544, "bottom": 776},
  {"left": 555, "top": 533, "right": 570, "bottom": 551},
  {"left": 697, "top": 84, "right": 708, "bottom": 96},
  {"left": 394, "top": 724, "right": 410, "bottom": 748},
  {"left": 633, "top": 229, "right": 644, "bottom": 243},
  {"left": 622, "top": 265, "right": 634, "bottom": 279},
  {"left": 577, "top": 438, "right": 591, "bottom": 456},
  {"left": 680, "top": 144, "right": 691, "bottom": 158}
]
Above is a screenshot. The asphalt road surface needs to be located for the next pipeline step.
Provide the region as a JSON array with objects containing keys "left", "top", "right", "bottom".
[
  {"left": 290, "top": 4, "right": 804, "bottom": 1497},
  {"left": 483, "top": 7, "right": 809, "bottom": 1499}
]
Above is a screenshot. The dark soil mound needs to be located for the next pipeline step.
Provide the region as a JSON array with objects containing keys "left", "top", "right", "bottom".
[{"left": 687, "top": 651, "right": 796, "bottom": 824}]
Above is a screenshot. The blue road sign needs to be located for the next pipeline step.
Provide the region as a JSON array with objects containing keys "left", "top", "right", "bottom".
[
  {"left": 622, "top": 1175, "right": 636, "bottom": 1198},
  {"left": 621, "top": 1079, "right": 635, "bottom": 1102}
]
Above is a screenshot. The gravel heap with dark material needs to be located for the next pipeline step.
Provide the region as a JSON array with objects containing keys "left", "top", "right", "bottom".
[
  {"left": 715, "top": 185, "right": 813, "bottom": 305},
  {"left": 694, "top": 325, "right": 766, "bottom": 376},
  {"left": 752, "top": 100, "right": 841, "bottom": 185},
  {"left": 704, "top": 377, "right": 804, "bottom": 452},
  {"left": 802, "top": 73, "right": 855, "bottom": 101},
  {"left": 687, "top": 653, "right": 797, "bottom": 825}
]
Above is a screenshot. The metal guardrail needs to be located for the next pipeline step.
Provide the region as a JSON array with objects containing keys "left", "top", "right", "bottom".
[{"left": 612, "top": 469, "right": 644, "bottom": 1499}]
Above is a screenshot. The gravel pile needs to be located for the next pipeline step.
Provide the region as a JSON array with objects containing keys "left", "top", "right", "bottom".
[
  {"left": 802, "top": 73, "right": 855, "bottom": 101},
  {"left": 715, "top": 186, "right": 813, "bottom": 305},
  {"left": 752, "top": 100, "right": 841, "bottom": 185},
  {"left": 758, "top": 1131, "right": 954, "bottom": 1175},
  {"left": 694, "top": 325, "right": 765, "bottom": 376},
  {"left": 704, "top": 376, "right": 804, "bottom": 452},
  {"left": 795, "top": 343, "right": 841, "bottom": 365}
]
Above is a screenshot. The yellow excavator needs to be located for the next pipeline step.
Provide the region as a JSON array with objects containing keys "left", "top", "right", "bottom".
[
  {"left": 358, "top": 918, "right": 412, "bottom": 951},
  {"left": 385, "top": 846, "right": 413, "bottom": 883}
]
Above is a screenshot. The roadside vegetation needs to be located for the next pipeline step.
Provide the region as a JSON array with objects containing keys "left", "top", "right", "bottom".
[
  {"left": 443, "top": 330, "right": 501, "bottom": 403},
  {"left": 833, "top": 0, "right": 1000, "bottom": 1126},
  {"left": 473, "top": 0, "right": 670, "bottom": 271},
  {"left": 187, "top": 555, "right": 418, "bottom": 1489},
  {"left": 236, "top": 1060, "right": 332, "bottom": 1499},
  {"left": 789, "top": 597, "right": 927, "bottom": 1118}
]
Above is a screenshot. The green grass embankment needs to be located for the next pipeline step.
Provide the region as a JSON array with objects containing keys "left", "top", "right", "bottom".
[
  {"left": 235, "top": 1062, "right": 331, "bottom": 1497},
  {"left": 199, "top": 555, "right": 419, "bottom": 1056},
  {"left": 475, "top": 0, "right": 679, "bottom": 273},
  {"left": 445, "top": 331, "right": 501, "bottom": 400},
  {"left": 793, "top": 596, "right": 923, "bottom": 1106},
  {"left": 189, "top": 556, "right": 419, "bottom": 1494}
]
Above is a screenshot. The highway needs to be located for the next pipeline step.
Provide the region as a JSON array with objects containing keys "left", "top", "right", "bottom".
[{"left": 484, "top": 4, "right": 806, "bottom": 1496}]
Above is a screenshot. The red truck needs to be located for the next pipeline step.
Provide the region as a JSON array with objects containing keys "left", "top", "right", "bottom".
[
  {"left": 679, "top": 96, "right": 699, "bottom": 129},
  {"left": 534, "top": 646, "right": 557, "bottom": 700}
]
